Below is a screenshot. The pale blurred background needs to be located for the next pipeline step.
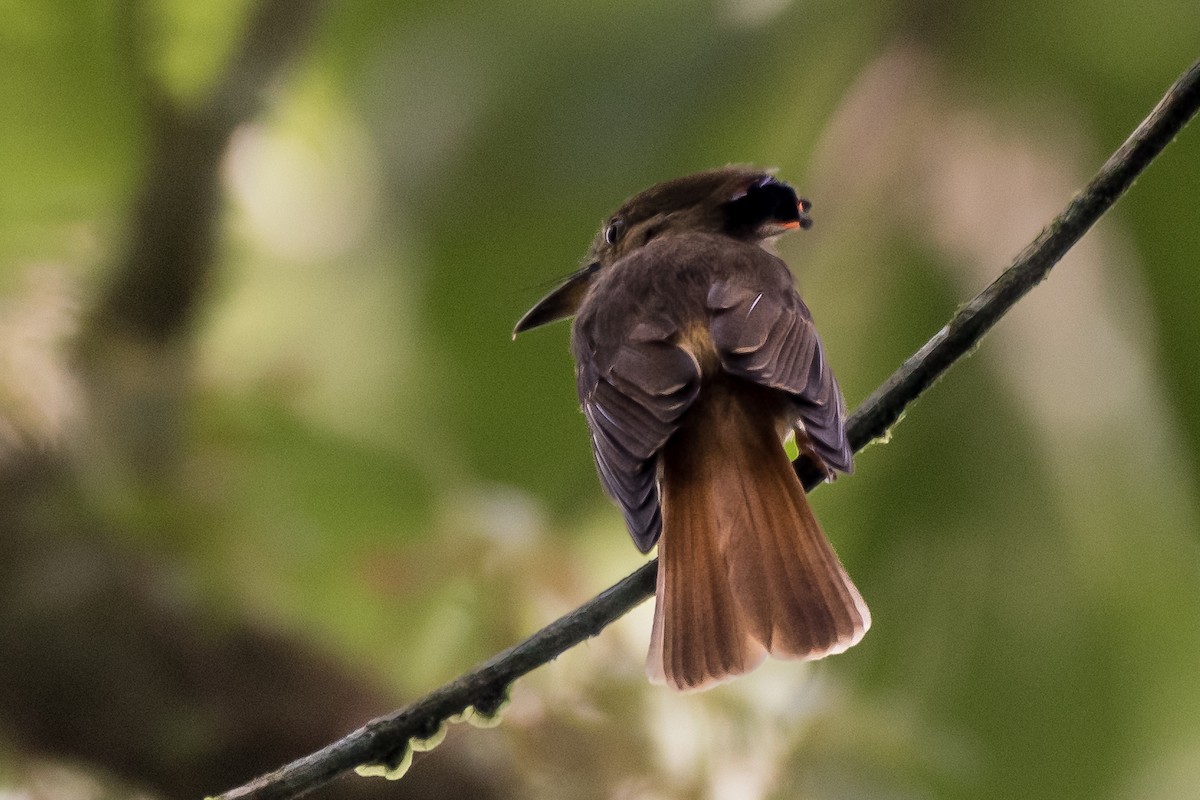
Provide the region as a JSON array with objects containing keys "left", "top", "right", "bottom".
[{"left": 2, "top": 2, "right": 1199, "bottom": 799}]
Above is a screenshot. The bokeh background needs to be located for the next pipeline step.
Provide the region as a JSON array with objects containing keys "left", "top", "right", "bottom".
[{"left": 2, "top": 2, "right": 1199, "bottom": 799}]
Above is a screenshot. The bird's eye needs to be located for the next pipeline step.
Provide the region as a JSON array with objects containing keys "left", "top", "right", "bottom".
[{"left": 604, "top": 219, "right": 626, "bottom": 245}]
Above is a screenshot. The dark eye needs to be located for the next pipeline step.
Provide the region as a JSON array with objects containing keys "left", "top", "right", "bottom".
[{"left": 604, "top": 218, "right": 626, "bottom": 245}]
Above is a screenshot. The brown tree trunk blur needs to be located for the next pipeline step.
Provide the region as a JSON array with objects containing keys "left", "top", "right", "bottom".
[
  {"left": 0, "top": 2, "right": 514, "bottom": 798},
  {"left": 0, "top": 454, "right": 508, "bottom": 800}
]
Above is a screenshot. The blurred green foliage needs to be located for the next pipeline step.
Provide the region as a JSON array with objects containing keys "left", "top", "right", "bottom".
[{"left": 2, "top": 1, "right": 1199, "bottom": 799}]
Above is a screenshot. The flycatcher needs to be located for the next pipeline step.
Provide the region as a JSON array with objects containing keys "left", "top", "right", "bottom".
[{"left": 515, "top": 167, "right": 869, "bottom": 691}]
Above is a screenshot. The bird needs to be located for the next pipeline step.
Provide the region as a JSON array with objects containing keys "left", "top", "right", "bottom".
[{"left": 513, "top": 167, "right": 869, "bottom": 691}]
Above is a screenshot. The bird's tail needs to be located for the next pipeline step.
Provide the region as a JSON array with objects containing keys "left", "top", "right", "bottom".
[{"left": 647, "top": 384, "right": 870, "bottom": 691}]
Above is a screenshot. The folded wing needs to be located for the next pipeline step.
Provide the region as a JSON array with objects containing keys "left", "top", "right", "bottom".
[
  {"left": 707, "top": 280, "right": 852, "bottom": 474},
  {"left": 575, "top": 320, "right": 702, "bottom": 552}
]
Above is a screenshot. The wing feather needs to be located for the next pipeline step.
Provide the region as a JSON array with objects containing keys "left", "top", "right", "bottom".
[
  {"left": 576, "top": 332, "right": 701, "bottom": 552},
  {"left": 571, "top": 237, "right": 851, "bottom": 553},
  {"left": 708, "top": 279, "right": 852, "bottom": 474}
]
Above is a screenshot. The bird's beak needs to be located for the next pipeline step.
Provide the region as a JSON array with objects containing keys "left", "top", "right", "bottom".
[
  {"left": 796, "top": 197, "right": 813, "bottom": 230},
  {"left": 513, "top": 262, "right": 600, "bottom": 337},
  {"left": 764, "top": 199, "right": 813, "bottom": 236}
]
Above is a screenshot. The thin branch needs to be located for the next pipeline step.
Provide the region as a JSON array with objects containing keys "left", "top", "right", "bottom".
[
  {"left": 212, "top": 56, "right": 1200, "bottom": 800},
  {"left": 832, "top": 56, "right": 1200, "bottom": 463}
]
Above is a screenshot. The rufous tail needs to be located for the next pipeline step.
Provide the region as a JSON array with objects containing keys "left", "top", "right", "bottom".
[{"left": 647, "top": 384, "right": 870, "bottom": 691}]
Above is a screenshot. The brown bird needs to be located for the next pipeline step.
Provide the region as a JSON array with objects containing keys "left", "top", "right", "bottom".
[{"left": 514, "top": 167, "right": 869, "bottom": 690}]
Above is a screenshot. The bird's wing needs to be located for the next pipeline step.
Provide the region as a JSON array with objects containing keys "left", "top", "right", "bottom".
[
  {"left": 575, "top": 318, "right": 702, "bottom": 552},
  {"left": 707, "top": 279, "right": 852, "bottom": 474}
]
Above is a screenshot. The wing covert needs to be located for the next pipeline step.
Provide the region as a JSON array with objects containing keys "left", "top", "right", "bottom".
[{"left": 708, "top": 280, "right": 852, "bottom": 474}]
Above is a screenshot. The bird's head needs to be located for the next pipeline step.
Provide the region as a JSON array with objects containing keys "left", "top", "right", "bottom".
[{"left": 514, "top": 167, "right": 811, "bottom": 336}]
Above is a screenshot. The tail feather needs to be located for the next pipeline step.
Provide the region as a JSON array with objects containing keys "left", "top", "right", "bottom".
[
  {"left": 648, "top": 384, "right": 869, "bottom": 691},
  {"left": 648, "top": 464, "right": 766, "bottom": 689}
]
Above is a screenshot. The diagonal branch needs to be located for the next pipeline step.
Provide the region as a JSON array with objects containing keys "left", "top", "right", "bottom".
[
  {"left": 213, "top": 56, "right": 1200, "bottom": 800},
  {"left": 829, "top": 55, "right": 1200, "bottom": 465}
]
